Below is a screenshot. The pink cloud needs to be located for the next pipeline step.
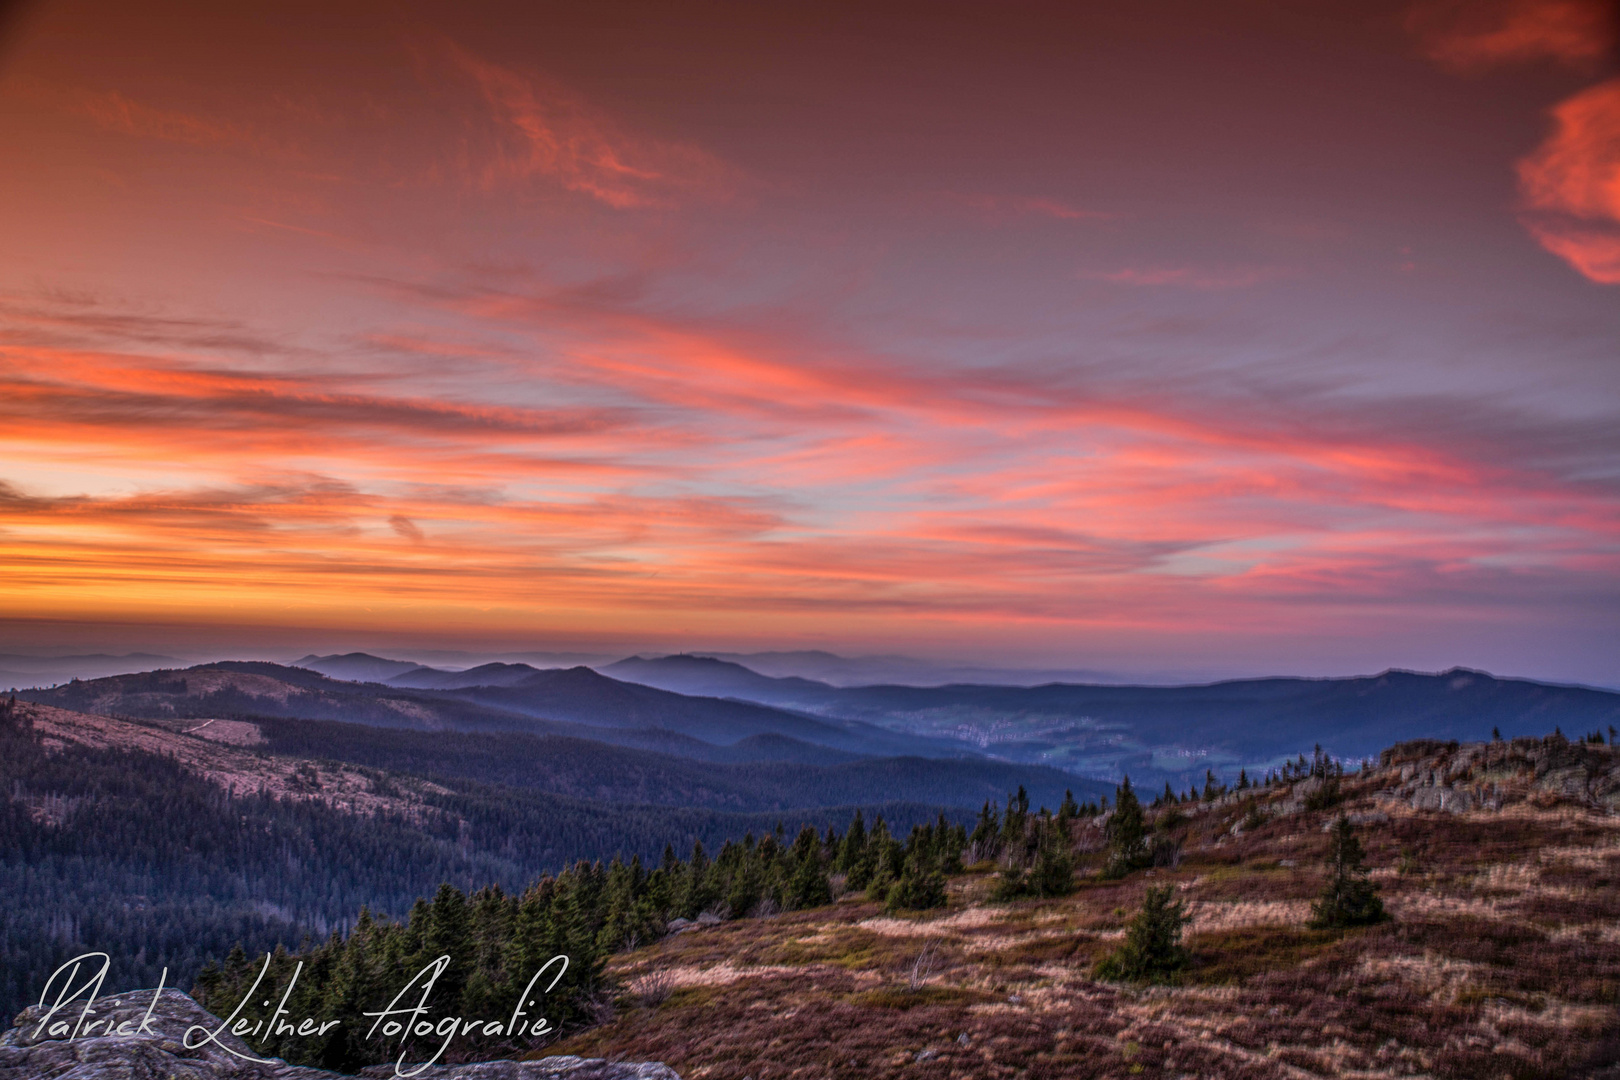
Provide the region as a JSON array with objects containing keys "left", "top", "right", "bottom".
[
  {"left": 1517, "top": 78, "right": 1620, "bottom": 284},
  {"left": 1406, "top": 0, "right": 1616, "bottom": 73},
  {"left": 448, "top": 45, "right": 738, "bottom": 209}
]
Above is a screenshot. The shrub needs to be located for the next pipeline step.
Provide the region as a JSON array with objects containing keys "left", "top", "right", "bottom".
[{"left": 1094, "top": 885, "right": 1190, "bottom": 983}]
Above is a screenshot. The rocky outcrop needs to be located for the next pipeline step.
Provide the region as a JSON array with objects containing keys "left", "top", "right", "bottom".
[
  {"left": 1374, "top": 735, "right": 1620, "bottom": 813},
  {"left": 0, "top": 989, "right": 678, "bottom": 1080}
]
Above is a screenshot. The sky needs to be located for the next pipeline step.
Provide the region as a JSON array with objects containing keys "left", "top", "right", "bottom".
[{"left": 0, "top": 0, "right": 1617, "bottom": 684}]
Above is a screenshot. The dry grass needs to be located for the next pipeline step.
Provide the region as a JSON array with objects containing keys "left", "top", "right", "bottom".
[{"left": 539, "top": 747, "right": 1620, "bottom": 1079}]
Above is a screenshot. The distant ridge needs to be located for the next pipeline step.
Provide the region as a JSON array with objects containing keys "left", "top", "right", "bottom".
[
  {"left": 386, "top": 661, "right": 550, "bottom": 689},
  {"left": 294, "top": 652, "right": 424, "bottom": 683}
]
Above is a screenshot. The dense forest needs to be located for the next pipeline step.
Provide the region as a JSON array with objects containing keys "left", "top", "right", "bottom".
[
  {"left": 251, "top": 715, "right": 1106, "bottom": 812},
  {"left": 190, "top": 788, "right": 1102, "bottom": 1071},
  {"left": 0, "top": 702, "right": 958, "bottom": 1021}
]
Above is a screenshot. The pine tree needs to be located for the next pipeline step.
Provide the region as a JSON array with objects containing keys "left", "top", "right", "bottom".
[
  {"left": 1094, "top": 885, "right": 1189, "bottom": 983},
  {"left": 1309, "top": 816, "right": 1386, "bottom": 928}
]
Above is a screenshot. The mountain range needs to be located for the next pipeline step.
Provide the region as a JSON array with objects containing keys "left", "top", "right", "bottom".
[{"left": 301, "top": 651, "right": 1620, "bottom": 789}]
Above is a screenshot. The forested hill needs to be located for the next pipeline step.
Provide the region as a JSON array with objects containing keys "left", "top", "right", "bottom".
[
  {"left": 0, "top": 700, "right": 971, "bottom": 1022},
  {"left": 253, "top": 715, "right": 1113, "bottom": 811},
  {"left": 604, "top": 657, "right": 1620, "bottom": 786},
  {"left": 16, "top": 661, "right": 967, "bottom": 762}
]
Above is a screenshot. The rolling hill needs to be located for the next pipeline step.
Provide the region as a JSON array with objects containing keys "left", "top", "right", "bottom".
[{"left": 602, "top": 656, "right": 1620, "bottom": 787}]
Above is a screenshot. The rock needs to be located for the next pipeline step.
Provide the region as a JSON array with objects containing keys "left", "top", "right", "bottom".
[
  {"left": 1373, "top": 736, "right": 1619, "bottom": 813},
  {"left": 0, "top": 989, "right": 679, "bottom": 1080},
  {"left": 1321, "top": 809, "right": 1394, "bottom": 831},
  {"left": 1409, "top": 785, "right": 1474, "bottom": 813}
]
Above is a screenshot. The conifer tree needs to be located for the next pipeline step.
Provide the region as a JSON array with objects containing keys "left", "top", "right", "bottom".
[
  {"left": 1103, "top": 776, "right": 1149, "bottom": 879},
  {"left": 837, "top": 810, "right": 868, "bottom": 874},
  {"left": 863, "top": 819, "right": 902, "bottom": 900},
  {"left": 725, "top": 849, "right": 765, "bottom": 916},
  {"left": 1057, "top": 789, "right": 1079, "bottom": 826},
  {"left": 1094, "top": 885, "right": 1189, "bottom": 983},
  {"left": 886, "top": 847, "right": 948, "bottom": 912},
  {"left": 967, "top": 800, "right": 999, "bottom": 863},
  {"left": 787, "top": 825, "right": 832, "bottom": 909},
  {"left": 1309, "top": 816, "right": 1386, "bottom": 928},
  {"left": 935, "top": 812, "right": 964, "bottom": 874},
  {"left": 999, "top": 785, "right": 1031, "bottom": 860},
  {"left": 1028, "top": 815, "right": 1075, "bottom": 897}
]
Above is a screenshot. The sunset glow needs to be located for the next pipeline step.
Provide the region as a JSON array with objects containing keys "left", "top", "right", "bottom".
[{"left": 1, "top": 0, "right": 1617, "bottom": 681}]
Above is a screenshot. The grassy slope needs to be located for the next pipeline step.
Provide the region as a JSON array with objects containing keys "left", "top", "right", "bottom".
[{"left": 546, "top": 741, "right": 1620, "bottom": 1080}]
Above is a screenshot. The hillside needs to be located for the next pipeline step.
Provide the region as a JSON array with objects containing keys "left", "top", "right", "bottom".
[
  {"left": 0, "top": 699, "right": 967, "bottom": 1021},
  {"left": 543, "top": 734, "right": 1620, "bottom": 1080},
  {"left": 17, "top": 662, "right": 969, "bottom": 763},
  {"left": 254, "top": 716, "right": 1112, "bottom": 811}
]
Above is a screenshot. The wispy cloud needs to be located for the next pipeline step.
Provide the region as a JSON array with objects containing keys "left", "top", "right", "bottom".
[
  {"left": 944, "top": 193, "right": 1114, "bottom": 222},
  {"left": 1083, "top": 265, "right": 1291, "bottom": 290},
  {"left": 448, "top": 44, "right": 738, "bottom": 209},
  {"left": 1406, "top": 0, "right": 1616, "bottom": 73}
]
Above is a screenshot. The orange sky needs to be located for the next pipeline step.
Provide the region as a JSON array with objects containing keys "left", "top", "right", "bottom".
[{"left": 1, "top": 0, "right": 1617, "bottom": 682}]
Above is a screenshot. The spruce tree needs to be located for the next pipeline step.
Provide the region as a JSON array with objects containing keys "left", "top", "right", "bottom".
[
  {"left": 838, "top": 810, "right": 868, "bottom": 874},
  {"left": 967, "top": 800, "right": 999, "bottom": 863},
  {"left": 787, "top": 825, "right": 832, "bottom": 909},
  {"left": 1309, "top": 816, "right": 1386, "bottom": 928},
  {"left": 886, "top": 848, "right": 948, "bottom": 912},
  {"left": 1094, "top": 885, "right": 1189, "bottom": 983},
  {"left": 1057, "top": 789, "right": 1080, "bottom": 826},
  {"left": 1103, "top": 776, "right": 1149, "bottom": 878},
  {"left": 1028, "top": 815, "right": 1075, "bottom": 897}
]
